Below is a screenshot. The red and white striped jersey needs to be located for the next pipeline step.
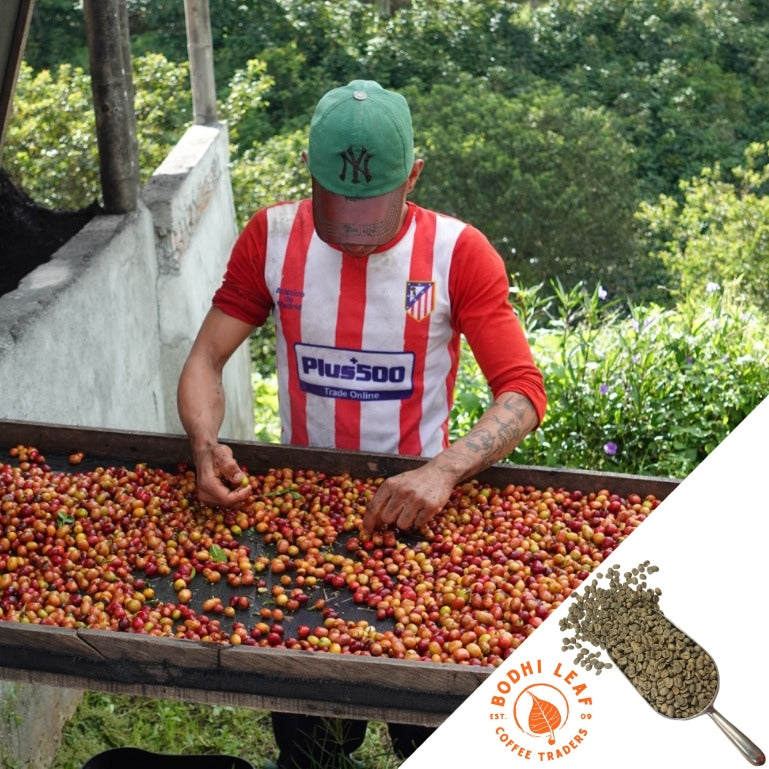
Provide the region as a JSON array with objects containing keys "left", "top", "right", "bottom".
[{"left": 213, "top": 200, "right": 546, "bottom": 457}]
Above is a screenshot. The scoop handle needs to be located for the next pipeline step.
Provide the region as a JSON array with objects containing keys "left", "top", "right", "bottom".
[{"left": 707, "top": 706, "right": 765, "bottom": 766}]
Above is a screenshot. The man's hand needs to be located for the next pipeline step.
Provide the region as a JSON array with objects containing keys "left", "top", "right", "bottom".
[
  {"left": 362, "top": 393, "right": 540, "bottom": 532},
  {"left": 193, "top": 442, "right": 251, "bottom": 508},
  {"left": 362, "top": 464, "right": 457, "bottom": 532},
  {"left": 177, "top": 307, "right": 256, "bottom": 509}
]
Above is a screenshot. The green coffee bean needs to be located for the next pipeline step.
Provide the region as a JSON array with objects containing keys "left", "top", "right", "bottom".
[{"left": 558, "top": 562, "right": 718, "bottom": 719}]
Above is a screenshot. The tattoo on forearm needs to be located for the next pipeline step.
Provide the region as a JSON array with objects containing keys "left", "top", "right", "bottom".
[{"left": 461, "top": 394, "right": 535, "bottom": 474}]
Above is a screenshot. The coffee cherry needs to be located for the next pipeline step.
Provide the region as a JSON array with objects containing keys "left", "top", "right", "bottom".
[{"left": 1, "top": 445, "right": 660, "bottom": 663}]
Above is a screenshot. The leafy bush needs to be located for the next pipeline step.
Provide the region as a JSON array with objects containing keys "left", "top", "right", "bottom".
[
  {"left": 636, "top": 141, "right": 769, "bottom": 313},
  {"left": 132, "top": 53, "right": 193, "bottom": 168},
  {"left": 511, "top": 281, "right": 769, "bottom": 478},
  {"left": 252, "top": 370, "right": 281, "bottom": 444},
  {"left": 229, "top": 128, "right": 310, "bottom": 229},
  {"left": 3, "top": 63, "right": 100, "bottom": 209},
  {"left": 220, "top": 58, "right": 275, "bottom": 154},
  {"left": 4, "top": 55, "right": 191, "bottom": 209}
]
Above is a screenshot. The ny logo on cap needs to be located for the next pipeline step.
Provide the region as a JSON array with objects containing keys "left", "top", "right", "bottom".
[{"left": 339, "top": 146, "right": 372, "bottom": 184}]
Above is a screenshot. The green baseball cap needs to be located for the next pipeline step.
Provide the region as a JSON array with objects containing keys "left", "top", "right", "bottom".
[{"left": 308, "top": 80, "right": 415, "bottom": 245}]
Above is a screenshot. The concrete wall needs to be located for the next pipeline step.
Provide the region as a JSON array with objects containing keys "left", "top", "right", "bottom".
[
  {"left": 0, "top": 122, "right": 254, "bottom": 768},
  {"left": 0, "top": 121, "right": 253, "bottom": 438},
  {"left": 144, "top": 122, "right": 253, "bottom": 439}
]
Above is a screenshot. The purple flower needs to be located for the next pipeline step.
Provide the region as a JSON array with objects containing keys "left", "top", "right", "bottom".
[
  {"left": 599, "top": 384, "right": 609, "bottom": 395},
  {"left": 598, "top": 285, "right": 608, "bottom": 300},
  {"left": 603, "top": 441, "right": 618, "bottom": 456}
]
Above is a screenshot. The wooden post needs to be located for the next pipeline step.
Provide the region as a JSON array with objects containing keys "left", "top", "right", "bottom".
[
  {"left": 0, "top": 0, "right": 36, "bottom": 164},
  {"left": 184, "top": 0, "right": 217, "bottom": 125},
  {"left": 83, "top": 0, "right": 139, "bottom": 213}
]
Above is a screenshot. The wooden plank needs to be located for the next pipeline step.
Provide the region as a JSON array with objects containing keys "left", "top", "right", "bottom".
[
  {"left": 0, "top": 621, "right": 486, "bottom": 721},
  {"left": 76, "top": 628, "right": 221, "bottom": 676},
  {"left": 0, "top": 418, "right": 681, "bottom": 497},
  {"left": 0, "top": 624, "right": 481, "bottom": 723},
  {"left": 218, "top": 645, "right": 487, "bottom": 714},
  {"left": 220, "top": 644, "right": 485, "bottom": 695},
  {"left": 0, "top": 621, "right": 105, "bottom": 662},
  {"left": 0, "top": 665, "right": 450, "bottom": 726}
]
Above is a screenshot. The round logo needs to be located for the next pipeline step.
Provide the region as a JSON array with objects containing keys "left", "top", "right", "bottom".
[{"left": 488, "top": 656, "right": 594, "bottom": 761}]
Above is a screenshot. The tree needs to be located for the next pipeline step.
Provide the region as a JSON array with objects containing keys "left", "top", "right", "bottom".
[
  {"left": 3, "top": 62, "right": 100, "bottom": 209},
  {"left": 636, "top": 142, "right": 769, "bottom": 313},
  {"left": 524, "top": 0, "right": 769, "bottom": 196},
  {"left": 407, "top": 80, "right": 643, "bottom": 295},
  {"left": 3, "top": 55, "right": 191, "bottom": 209}
]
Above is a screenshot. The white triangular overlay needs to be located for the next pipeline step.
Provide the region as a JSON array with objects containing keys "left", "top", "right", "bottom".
[{"left": 402, "top": 396, "right": 769, "bottom": 768}]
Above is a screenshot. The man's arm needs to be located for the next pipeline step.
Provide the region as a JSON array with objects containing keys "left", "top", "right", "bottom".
[
  {"left": 177, "top": 306, "right": 255, "bottom": 507},
  {"left": 362, "top": 390, "right": 538, "bottom": 532}
]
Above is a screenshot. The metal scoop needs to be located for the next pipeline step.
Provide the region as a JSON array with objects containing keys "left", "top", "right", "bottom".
[
  {"left": 562, "top": 563, "right": 765, "bottom": 765},
  {"left": 611, "top": 613, "right": 765, "bottom": 766},
  {"left": 702, "top": 702, "right": 765, "bottom": 767}
]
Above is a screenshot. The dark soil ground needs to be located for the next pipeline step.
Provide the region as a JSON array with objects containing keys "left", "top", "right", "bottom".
[{"left": 0, "top": 168, "right": 100, "bottom": 298}]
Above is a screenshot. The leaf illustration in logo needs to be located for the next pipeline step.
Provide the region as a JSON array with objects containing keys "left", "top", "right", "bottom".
[{"left": 528, "top": 691, "right": 562, "bottom": 745}]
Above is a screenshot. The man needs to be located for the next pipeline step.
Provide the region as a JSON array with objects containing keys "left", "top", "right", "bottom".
[{"left": 178, "top": 80, "right": 546, "bottom": 769}]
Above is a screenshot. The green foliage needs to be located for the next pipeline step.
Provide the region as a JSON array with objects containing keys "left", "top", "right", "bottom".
[
  {"left": 252, "top": 371, "right": 281, "bottom": 444},
  {"left": 407, "top": 79, "right": 643, "bottom": 295},
  {"left": 124, "top": 0, "right": 187, "bottom": 61},
  {"left": 449, "top": 339, "right": 493, "bottom": 445},
  {"left": 3, "top": 62, "right": 99, "bottom": 208},
  {"left": 636, "top": 142, "right": 769, "bottom": 312},
  {"left": 16, "top": 0, "right": 769, "bottom": 273},
  {"left": 243, "top": 43, "right": 324, "bottom": 142},
  {"left": 23, "top": 0, "right": 90, "bottom": 71},
  {"left": 229, "top": 128, "right": 311, "bottom": 229},
  {"left": 524, "top": 0, "right": 769, "bottom": 195},
  {"left": 220, "top": 58, "right": 275, "bottom": 152},
  {"left": 276, "top": 1, "right": 378, "bottom": 77},
  {"left": 513, "top": 282, "right": 769, "bottom": 478},
  {"left": 21, "top": 0, "right": 769, "bottom": 206},
  {"left": 50, "top": 692, "right": 397, "bottom": 769},
  {"left": 132, "top": 54, "right": 193, "bottom": 169},
  {"left": 249, "top": 316, "right": 280, "bottom": 444},
  {"left": 50, "top": 694, "right": 274, "bottom": 767},
  {"left": 4, "top": 55, "right": 191, "bottom": 209},
  {"left": 128, "top": 0, "right": 380, "bottom": 137},
  {"left": 364, "top": 0, "right": 513, "bottom": 87}
]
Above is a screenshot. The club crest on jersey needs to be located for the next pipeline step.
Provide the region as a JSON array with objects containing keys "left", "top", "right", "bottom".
[{"left": 405, "top": 281, "right": 435, "bottom": 322}]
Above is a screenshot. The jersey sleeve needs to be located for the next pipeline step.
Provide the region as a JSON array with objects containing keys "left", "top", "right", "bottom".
[
  {"left": 449, "top": 224, "right": 547, "bottom": 425},
  {"left": 212, "top": 207, "right": 274, "bottom": 327}
]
